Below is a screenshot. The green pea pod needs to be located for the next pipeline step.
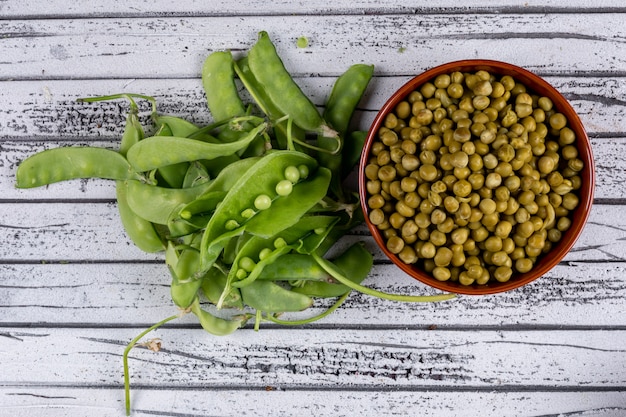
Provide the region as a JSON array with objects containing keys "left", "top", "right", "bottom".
[
  {"left": 235, "top": 57, "right": 307, "bottom": 152},
  {"left": 240, "top": 280, "right": 313, "bottom": 313},
  {"left": 201, "top": 266, "right": 244, "bottom": 309},
  {"left": 291, "top": 242, "right": 373, "bottom": 298},
  {"left": 323, "top": 64, "right": 374, "bottom": 138},
  {"left": 126, "top": 122, "right": 267, "bottom": 172},
  {"left": 16, "top": 147, "right": 143, "bottom": 188},
  {"left": 182, "top": 161, "right": 211, "bottom": 189},
  {"left": 190, "top": 299, "right": 247, "bottom": 336},
  {"left": 167, "top": 191, "right": 227, "bottom": 238},
  {"left": 202, "top": 50, "right": 246, "bottom": 122},
  {"left": 257, "top": 254, "right": 330, "bottom": 281},
  {"left": 170, "top": 268, "right": 203, "bottom": 309},
  {"left": 114, "top": 109, "right": 165, "bottom": 253},
  {"left": 116, "top": 181, "right": 164, "bottom": 252},
  {"left": 154, "top": 115, "right": 200, "bottom": 138},
  {"left": 341, "top": 130, "right": 367, "bottom": 179},
  {"left": 198, "top": 151, "right": 320, "bottom": 271},
  {"left": 125, "top": 179, "right": 214, "bottom": 225},
  {"left": 152, "top": 115, "right": 199, "bottom": 188},
  {"left": 247, "top": 31, "right": 335, "bottom": 137},
  {"left": 318, "top": 64, "right": 374, "bottom": 200}
]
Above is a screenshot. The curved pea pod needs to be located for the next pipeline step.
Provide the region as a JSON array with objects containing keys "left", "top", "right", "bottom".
[
  {"left": 198, "top": 151, "right": 324, "bottom": 271},
  {"left": 202, "top": 50, "right": 246, "bottom": 123},
  {"left": 125, "top": 179, "right": 215, "bottom": 225},
  {"left": 204, "top": 165, "right": 332, "bottom": 275},
  {"left": 318, "top": 64, "right": 374, "bottom": 199},
  {"left": 126, "top": 122, "right": 267, "bottom": 172},
  {"left": 114, "top": 110, "right": 165, "bottom": 253},
  {"left": 291, "top": 242, "right": 373, "bottom": 298},
  {"left": 257, "top": 254, "right": 330, "bottom": 281},
  {"left": 190, "top": 299, "right": 247, "bottom": 336},
  {"left": 170, "top": 269, "right": 203, "bottom": 309},
  {"left": 154, "top": 115, "right": 200, "bottom": 138},
  {"left": 247, "top": 31, "right": 336, "bottom": 138},
  {"left": 201, "top": 266, "right": 244, "bottom": 310},
  {"left": 15, "top": 147, "right": 143, "bottom": 188},
  {"left": 234, "top": 57, "right": 306, "bottom": 152},
  {"left": 240, "top": 280, "right": 313, "bottom": 313},
  {"left": 341, "top": 130, "right": 367, "bottom": 179},
  {"left": 116, "top": 181, "right": 165, "bottom": 252}
]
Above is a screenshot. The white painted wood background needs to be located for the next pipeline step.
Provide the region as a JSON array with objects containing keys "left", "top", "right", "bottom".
[{"left": 1, "top": 1, "right": 626, "bottom": 416}]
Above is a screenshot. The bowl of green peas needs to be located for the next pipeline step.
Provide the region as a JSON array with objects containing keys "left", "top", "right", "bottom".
[{"left": 359, "top": 60, "right": 595, "bottom": 295}]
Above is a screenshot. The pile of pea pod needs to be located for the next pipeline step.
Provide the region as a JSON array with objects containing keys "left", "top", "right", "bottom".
[{"left": 16, "top": 30, "right": 455, "bottom": 415}]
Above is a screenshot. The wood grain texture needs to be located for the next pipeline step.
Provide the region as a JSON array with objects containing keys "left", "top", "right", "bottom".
[
  {"left": 2, "top": 14, "right": 626, "bottom": 80},
  {"left": 1, "top": 387, "right": 625, "bottom": 417},
  {"left": 1, "top": 328, "right": 625, "bottom": 388},
  {"left": 1, "top": 3, "right": 625, "bottom": 417},
  {"left": 1, "top": 261, "right": 625, "bottom": 327}
]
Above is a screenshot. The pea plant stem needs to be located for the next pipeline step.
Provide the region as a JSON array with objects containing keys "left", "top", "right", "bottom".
[
  {"left": 310, "top": 252, "right": 456, "bottom": 303},
  {"left": 123, "top": 313, "right": 181, "bottom": 416}
]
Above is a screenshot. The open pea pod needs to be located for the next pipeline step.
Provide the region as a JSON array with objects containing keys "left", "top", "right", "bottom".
[
  {"left": 126, "top": 121, "right": 266, "bottom": 172},
  {"left": 167, "top": 191, "right": 227, "bottom": 238},
  {"left": 198, "top": 151, "right": 325, "bottom": 272},
  {"left": 228, "top": 215, "right": 337, "bottom": 288}
]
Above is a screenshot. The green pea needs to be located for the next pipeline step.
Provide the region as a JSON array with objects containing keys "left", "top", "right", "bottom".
[
  {"left": 254, "top": 194, "right": 273, "bottom": 210},
  {"left": 275, "top": 179, "right": 294, "bottom": 196},
  {"left": 284, "top": 165, "right": 301, "bottom": 183}
]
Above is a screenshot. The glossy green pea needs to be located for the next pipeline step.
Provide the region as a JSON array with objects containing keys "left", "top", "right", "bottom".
[
  {"left": 248, "top": 31, "right": 335, "bottom": 137},
  {"left": 240, "top": 280, "right": 313, "bottom": 312},
  {"left": 16, "top": 147, "right": 143, "bottom": 188},
  {"left": 202, "top": 50, "right": 246, "bottom": 123},
  {"left": 126, "top": 121, "right": 266, "bottom": 172},
  {"left": 125, "top": 179, "right": 215, "bottom": 225},
  {"left": 291, "top": 242, "right": 373, "bottom": 298},
  {"left": 190, "top": 298, "right": 247, "bottom": 336}
]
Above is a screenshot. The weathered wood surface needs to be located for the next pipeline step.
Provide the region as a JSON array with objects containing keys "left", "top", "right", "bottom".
[{"left": 1, "top": 2, "right": 626, "bottom": 416}]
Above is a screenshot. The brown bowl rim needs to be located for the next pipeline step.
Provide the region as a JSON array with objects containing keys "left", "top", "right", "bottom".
[{"left": 359, "top": 59, "right": 596, "bottom": 295}]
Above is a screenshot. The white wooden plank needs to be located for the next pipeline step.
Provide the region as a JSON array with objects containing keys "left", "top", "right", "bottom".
[
  {"left": 1, "top": 202, "right": 623, "bottom": 262},
  {"left": 2, "top": 0, "right": 626, "bottom": 18},
  {"left": 1, "top": 262, "right": 625, "bottom": 326},
  {"left": 1, "top": 387, "right": 625, "bottom": 417},
  {"left": 1, "top": 328, "right": 624, "bottom": 388},
  {"left": 2, "top": 14, "right": 626, "bottom": 80}
]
